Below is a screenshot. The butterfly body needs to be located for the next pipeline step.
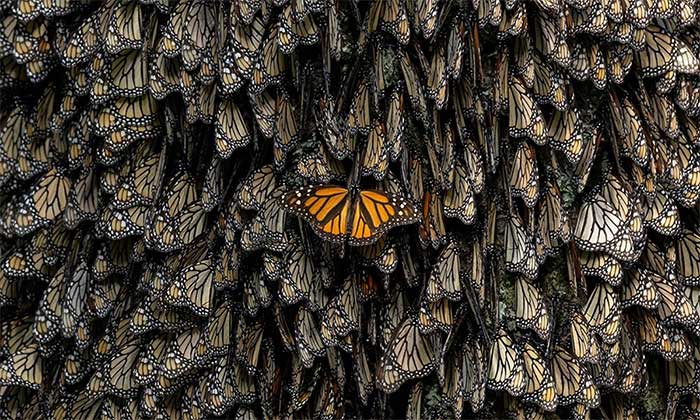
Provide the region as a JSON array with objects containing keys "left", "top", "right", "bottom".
[{"left": 284, "top": 185, "right": 419, "bottom": 246}]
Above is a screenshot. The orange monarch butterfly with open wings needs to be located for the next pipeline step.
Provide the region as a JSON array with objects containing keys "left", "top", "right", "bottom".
[{"left": 284, "top": 185, "right": 419, "bottom": 246}]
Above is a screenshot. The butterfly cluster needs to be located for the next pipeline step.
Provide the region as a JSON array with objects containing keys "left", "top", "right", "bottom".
[{"left": 1, "top": 0, "right": 700, "bottom": 418}]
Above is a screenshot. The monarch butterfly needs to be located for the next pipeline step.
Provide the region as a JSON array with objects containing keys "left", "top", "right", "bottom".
[
  {"left": 668, "top": 338, "right": 700, "bottom": 396},
  {"left": 32, "top": 263, "right": 65, "bottom": 343},
  {"left": 229, "top": 10, "right": 265, "bottom": 78},
  {"left": 533, "top": 12, "right": 570, "bottom": 68},
  {"left": 473, "top": 0, "right": 497, "bottom": 27},
  {"left": 461, "top": 338, "right": 487, "bottom": 412},
  {"left": 95, "top": 334, "right": 141, "bottom": 399},
  {"left": 29, "top": 167, "right": 71, "bottom": 224},
  {"left": 296, "top": 143, "right": 346, "bottom": 184},
  {"left": 96, "top": 204, "right": 148, "bottom": 240},
  {"left": 361, "top": 120, "right": 389, "bottom": 180},
  {"left": 0, "top": 269, "right": 19, "bottom": 306},
  {"left": 439, "top": 349, "right": 464, "bottom": 415},
  {"left": 676, "top": 229, "right": 700, "bottom": 285},
  {"left": 548, "top": 108, "right": 583, "bottom": 164},
  {"left": 574, "top": 179, "right": 630, "bottom": 253},
  {"left": 0, "top": 342, "right": 43, "bottom": 390},
  {"left": 202, "top": 157, "right": 223, "bottom": 212},
  {"left": 64, "top": 114, "right": 91, "bottom": 171},
  {"left": 218, "top": 41, "right": 245, "bottom": 96},
  {"left": 204, "top": 298, "right": 233, "bottom": 357},
  {"left": 278, "top": 3, "right": 319, "bottom": 55},
  {"left": 238, "top": 165, "right": 277, "bottom": 211},
  {"left": 182, "top": 1, "right": 217, "bottom": 59},
  {"left": 284, "top": 185, "right": 418, "bottom": 246},
  {"left": 498, "top": 3, "right": 527, "bottom": 40},
  {"left": 621, "top": 266, "right": 661, "bottom": 309},
  {"left": 634, "top": 309, "right": 689, "bottom": 360},
  {"left": 426, "top": 123, "right": 455, "bottom": 191},
  {"left": 536, "top": 174, "right": 570, "bottom": 260},
  {"left": 583, "top": 282, "right": 621, "bottom": 344},
  {"left": 279, "top": 237, "right": 314, "bottom": 306},
  {"left": 103, "top": 1, "right": 143, "bottom": 54},
  {"left": 609, "top": 321, "right": 647, "bottom": 394},
  {"left": 377, "top": 313, "right": 437, "bottom": 393},
  {"left": 504, "top": 211, "right": 539, "bottom": 280},
  {"left": 655, "top": 274, "right": 698, "bottom": 328},
  {"left": 382, "top": 90, "right": 405, "bottom": 161},
  {"left": 242, "top": 268, "right": 271, "bottom": 317},
  {"left": 250, "top": 89, "right": 276, "bottom": 139},
  {"left": 641, "top": 191, "right": 679, "bottom": 238},
  {"left": 521, "top": 342, "right": 557, "bottom": 411},
  {"left": 569, "top": 310, "right": 600, "bottom": 363},
  {"left": 87, "top": 279, "right": 122, "bottom": 319},
  {"left": 275, "top": 88, "right": 299, "bottom": 155},
  {"left": 185, "top": 81, "right": 217, "bottom": 124},
  {"left": 113, "top": 148, "right": 165, "bottom": 209},
  {"left": 550, "top": 345, "right": 600, "bottom": 408},
  {"left": 106, "top": 48, "right": 149, "bottom": 99},
  {"left": 398, "top": 51, "right": 428, "bottom": 120},
  {"left": 144, "top": 178, "right": 197, "bottom": 251},
  {"left": 534, "top": 53, "right": 571, "bottom": 112},
  {"left": 635, "top": 25, "right": 677, "bottom": 78},
  {"left": 606, "top": 43, "right": 634, "bottom": 85},
  {"left": 215, "top": 243, "right": 240, "bottom": 288},
  {"left": 426, "top": 43, "right": 448, "bottom": 109},
  {"left": 94, "top": 94, "right": 159, "bottom": 137},
  {"left": 487, "top": 329, "right": 525, "bottom": 396},
  {"left": 257, "top": 343, "right": 282, "bottom": 417},
  {"left": 59, "top": 14, "right": 98, "bottom": 67},
  {"left": 159, "top": 325, "right": 206, "bottom": 378},
  {"left": 509, "top": 75, "right": 546, "bottom": 144},
  {"left": 232, "top": 358, "right": 260, "bottom": 406},
  {"left": 444, "top": 158, "right": 476, "bottom": 225},
  {"left": 58, "top": 254, "right": 89, "bottom": 340},
  {"left": 240, "top": 187, "right": 287, "bottom": 252},
  {"left": 368, "top": 0, "right": 410, "bottom": 45},
  {"left": 510, "top": 141, "right": 539, "bottom": 208},
  {"left": 569, "top": 1, "right": 606, "bottom": 35},
  {"left": 349, "top": 341, "right": 373, "bottom": 406},
  {"left": 322, "top": 273, "right": 360, "bottom": 339},
  {"left": 64, "top": 169, "right": 99, "bottom": 229},
  {"left": 250, "top": 24, "right": 287, "bottom": 95},
  {"left": 609, "top": 95, "right": 649, "bottom": 167},
  {"left": 413, "top": 0, "right": 442, "bottom": 40},
  {"left": 418, "top": 297, "right": 454, "bottom": 334},
  {"left": 347, "top": 75, "right": 373, "bottom": 135},
  {"left": 580, "top": 251, "right": 623, "bottom": 286},
  {"left": 129, "top": 295, "right": 196, "bottom": 335},
  {"left": 134, "top": 335, "right": 166, "bottom": 386},
  {"left": 165, "top": 260, "right": 214, "bottom": 317},
  {"left": 426, "top": 238, "right": 462, "bottom": 302},
  {"left": 215, "top": 99, "right": 251, "bottom": 159},
  {"left": 294, "top": 305, "right": 325, "bottom": 368},
  {"left": 446, "top": 20, "right": 464, "bottom": 79},
  {"left": 418, "top": 187, "right": 447, "bottom": 249},
  {"left": 630, "top": 85, "right": 663, "bottom": 140},
  {"left": 512, "top": 35, "right": 534, "bottom": 89},
  {"left": 514, "top": 277, "right": 550, "bottom": 340},
  {"left": 198, "top": 354, "right": 236, "bottom": 415},
  {"left": 235, "top": 317, "right": 263, "bottom": 376}
]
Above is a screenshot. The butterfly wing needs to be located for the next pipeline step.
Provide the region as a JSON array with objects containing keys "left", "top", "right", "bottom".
[
  {"left": 284, "top": 185, "right": 351, "bottom": 243},
  {"left": 350, "top": 189, "right": 419, "bottom": 246}
]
